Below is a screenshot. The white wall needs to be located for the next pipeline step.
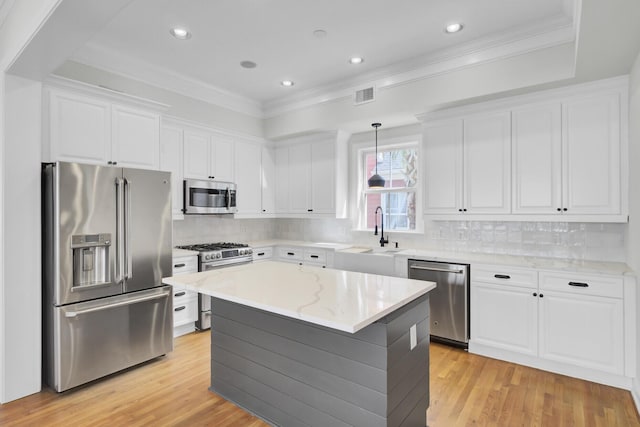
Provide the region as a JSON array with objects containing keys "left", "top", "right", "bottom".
[
  {"left": 0, "top": 0, "right": 59, "bottom": 404},
  {"left": 627, "top": 48, "right": 640, "bottom": 406},
  {"left": 2, "top": 76, "right": 43, "bottom": 402}
]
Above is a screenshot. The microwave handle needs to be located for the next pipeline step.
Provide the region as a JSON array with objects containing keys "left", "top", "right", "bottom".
[{"left": 227, "top": 187, "right": 231, "bottom": 210}]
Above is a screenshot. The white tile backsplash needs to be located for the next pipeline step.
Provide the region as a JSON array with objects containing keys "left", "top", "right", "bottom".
[{"left": 173, "top": 217, "right": 627, "bottom": 263}]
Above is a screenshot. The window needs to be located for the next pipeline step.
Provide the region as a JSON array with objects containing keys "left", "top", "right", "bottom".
[{"left": 362, "top": 145, "right": 418, "bottom": 231}]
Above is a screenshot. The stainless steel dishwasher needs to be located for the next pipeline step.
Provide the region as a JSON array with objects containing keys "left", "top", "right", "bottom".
[{"left": 408, "top": 259, "right": 470, "bottom": 348}]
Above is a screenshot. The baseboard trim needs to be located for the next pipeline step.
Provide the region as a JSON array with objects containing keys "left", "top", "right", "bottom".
[{"left": 632, "top": 378, "right": 640, "bottom": 417}]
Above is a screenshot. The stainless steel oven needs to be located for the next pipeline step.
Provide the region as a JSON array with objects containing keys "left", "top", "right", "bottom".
[
  {"left": 183, "top": 179, "right": 237, "bottom": 214},
  {"left": 174, "top": 242, "right": 253, "bottom": 330}
]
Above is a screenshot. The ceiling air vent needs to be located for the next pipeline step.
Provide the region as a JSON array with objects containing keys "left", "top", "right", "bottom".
[{"left": 354, "top": 86, "right": 375, "bottom": 105}]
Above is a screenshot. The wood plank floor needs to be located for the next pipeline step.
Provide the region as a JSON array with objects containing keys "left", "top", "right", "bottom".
[{"left": 1, "top": 332, "right": 638, "bottom": 426}]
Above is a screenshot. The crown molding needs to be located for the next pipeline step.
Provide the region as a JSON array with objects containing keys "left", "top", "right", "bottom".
[
  {"left": 162, "top": 114, "right": 266, "bottom": 144},
  {"left": 263, "top": 17, "right": 575, "bottom": 118},
  {"left": 71, "top": 42, "right": 263, "bottom": 118}
]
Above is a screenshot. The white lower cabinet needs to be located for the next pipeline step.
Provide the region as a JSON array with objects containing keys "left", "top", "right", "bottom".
[
  {"left": 275, "top": 246, "right": 331, "bottom": 268},
  {"left": 470, "top": 265, "right": 628, "bottom": 386},
  {"left": 172, "top": 254, "right": 198, "bottom": 337}
]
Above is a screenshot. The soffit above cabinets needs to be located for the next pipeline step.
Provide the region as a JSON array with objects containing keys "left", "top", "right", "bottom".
[{"left": 65, "top": 0, "right": 576, "bottom": 114}]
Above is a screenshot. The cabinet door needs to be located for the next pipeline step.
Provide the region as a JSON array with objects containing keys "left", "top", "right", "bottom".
[
  {"left": 288, "top": 143, "right": 312, "bottom": 213},
  {"left": 160, "top": 125, "right": 184, "bottom": 219},
  {"left": 539, "top": 291, "right": 623, "bottom": 374},
  {"left": 470, "top": 282, "right": 538, "bottom": 356},
  {"left": 111, "top": 105, "right": 160, "bottom": 170},
  {"left": 562, "top": 93, "right": 621, "bottom": 214},
  {"left": 275, "top": 146, "right": 290, "bottom": 213},
  {"left": 183, "top": 129, "right": 211, "bottom": 179},
  {"left": 464, "top": 112, "right": 511, "bottom": 213},
  {"left": 234, "top": 141, "right": 262, "bottom": 214},
  {"left": 49, "top": 90, "right": 111, "bottom": 164},
  {"left": 211, "top": 134, "right": 234, "bottom": 182},
  {"left": 423, "top": 120, "right": 463, "bottom": 214},
  {"left": 261, "top": 147, "right": 276, "bottom": 214},
  {"left": 512, "top": 104, "right": 562, "bottom": 214},
  {"left": 310, "top": 140, "right": 335, "bottom": 214}
]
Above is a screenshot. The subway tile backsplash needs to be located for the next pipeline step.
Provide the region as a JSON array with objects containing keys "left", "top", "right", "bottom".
[{"left": 173, "top": 217, "right": 627, "bottom": 263}]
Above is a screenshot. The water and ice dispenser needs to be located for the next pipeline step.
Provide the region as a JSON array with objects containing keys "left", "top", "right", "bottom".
[{"left": 72, "top": 233, "right": 111, "bottom": 287}]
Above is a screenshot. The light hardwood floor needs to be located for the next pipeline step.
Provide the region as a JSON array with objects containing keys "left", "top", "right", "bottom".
[{"left": 1, "top": 332, "right": 638, "bottom": 426}]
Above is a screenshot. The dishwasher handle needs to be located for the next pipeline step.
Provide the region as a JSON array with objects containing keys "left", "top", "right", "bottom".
[{"left": 409, "top": 264, "right": 465, "bottom": 274}]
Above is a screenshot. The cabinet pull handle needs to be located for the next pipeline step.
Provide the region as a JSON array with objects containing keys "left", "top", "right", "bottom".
[
  {"left": 557, "top": 208, "right": 561, "bottom": 212},
  {"left": 310, "top": 255, "right": 319, "bottom": 259},
  {"left": 563, "top": 208, "right": 568, "bottom": 211},
  {"left": 539, "top": 294, "right": 544, "bottom": 298},
  {"left": 257, "top": 252, "right": 265, "bottom": 256},
  {"left": 174, "top": 263, "right": 186, "bottom": 268},
  {"left": 174, "top": 291, "right": 186, "bottom": 297},
  {"left": 568, "top": 281, "right": 589, "bottom": 287},
  {"left": 287, "top": 252, "right": 295, "bottom": 256},
  {"left": 533, "top": 292, "right": 537, "bottom": 297},
  {"left": 494, "top": 274, "right": 511, "bottom": 279},
  {"left": 174, "top": 306, "right": 186, "bottom": 312},
  {"left": 307, "top": 209, "right": 313, "bottom": 212}
]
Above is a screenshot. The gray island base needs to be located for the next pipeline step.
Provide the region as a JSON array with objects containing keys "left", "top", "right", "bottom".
[{"left": 208, "top": 294, "right": 430, "bottom": 427}]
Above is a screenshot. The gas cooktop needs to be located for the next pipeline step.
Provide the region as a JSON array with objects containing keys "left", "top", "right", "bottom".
[{"left": 176, "top": 242, "right": 249, "bottom": 252}]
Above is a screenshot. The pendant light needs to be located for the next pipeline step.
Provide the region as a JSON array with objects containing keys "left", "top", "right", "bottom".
[{"left": 368, "top": 122, "right": 385, "bottom": 188}]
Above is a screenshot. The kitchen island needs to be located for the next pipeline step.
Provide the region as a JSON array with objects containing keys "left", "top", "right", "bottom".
[{"left": 163, "top": 261, "right": 436, "bottom": 427}]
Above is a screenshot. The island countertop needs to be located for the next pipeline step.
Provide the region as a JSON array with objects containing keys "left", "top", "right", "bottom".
[{"left": 162, "top": 261, "right": 435, "bottom": 333}]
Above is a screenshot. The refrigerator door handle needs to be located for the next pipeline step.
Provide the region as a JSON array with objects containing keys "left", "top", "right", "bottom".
[
  {"left": 64, "top": 292, "right": 168, "bottom": 317},
  {"left": 124, "top": 178, "right": 133, "bottom": 280},
  {"left": 115, "top": 177, "right": 124, "bottom": 284}
]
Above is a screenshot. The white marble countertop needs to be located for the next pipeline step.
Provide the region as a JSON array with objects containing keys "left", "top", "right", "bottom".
[
  {"left": 392, "top": 249, "right": 633, "bottom": 276},
  {"left": 162, "top": 261, "right": 436, "bottom": 333},
  {"left": 249, "top": 239, "right": 353, "bottom": 251}
]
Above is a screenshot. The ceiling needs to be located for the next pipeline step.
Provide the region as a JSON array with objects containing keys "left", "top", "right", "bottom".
[{"left": 71, "top": 0, "right": 576, "bottom": 109}]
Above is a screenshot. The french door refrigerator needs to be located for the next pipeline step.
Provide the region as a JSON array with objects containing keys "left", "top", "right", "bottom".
[{"left": 42, "top": 161, "right": 173, "bottom": 392}]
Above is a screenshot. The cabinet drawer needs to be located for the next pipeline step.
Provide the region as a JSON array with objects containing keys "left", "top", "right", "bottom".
[
  {"left": 253, "top": 247, "right": 273, "bottom": 261},
  {"left": 173, "top": 255, "right": 198, "bottom": 275},
  {"left": 304, "top": 249, "right": 326, "bottom": 264},
  {"left": 539, "top": 271, "right": 623, "bottom": 298},
  {"left": 173, "top": 289, "right": 197, "bottom": 306},
  {"left": 472, "top": 264, "right": 538, "bottom": 289},
  {"left": 173, "top": 298, "right": 197, "bottom": 327},
  {"left": 278, "top": 247, "right": 303, "bottom": 261}
]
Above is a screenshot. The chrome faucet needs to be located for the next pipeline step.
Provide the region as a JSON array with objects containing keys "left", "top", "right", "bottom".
[{"left": 374, "top": 206, "right": 389, "bottom": 247}]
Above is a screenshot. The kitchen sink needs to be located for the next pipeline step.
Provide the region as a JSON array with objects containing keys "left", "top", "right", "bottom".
[
  {"left": 334, "top": 246, "right": 402, "bottom": 276},
  {"left": 360, "top": 247, "right": 403, "bottom": 255}
]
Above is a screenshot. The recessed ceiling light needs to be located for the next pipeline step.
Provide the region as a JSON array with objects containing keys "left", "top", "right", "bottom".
[
  {"left": 349, "top": 57, "right": 364, "bottom": 65},
  {"left": 281, "top": 80, "right": 294, "bottom": 87},
  {"left": 444, "top": 23, "right": 463, "bottom": 34},
  {"left": 313, "top": 29, "right": 327, "bottom": 38},
  {"left": 240, "top": 60, "right": 257, "bottom": 69},
  {"left": 170, "top": 27, "right": 191, "bottom": 40}
]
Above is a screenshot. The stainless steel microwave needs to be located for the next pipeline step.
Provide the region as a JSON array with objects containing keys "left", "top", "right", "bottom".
[{"left": 183, "top": 179, "right": 237, "bottom": 214}]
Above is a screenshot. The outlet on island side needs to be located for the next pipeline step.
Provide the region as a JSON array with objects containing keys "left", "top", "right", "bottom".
[{"left": 410, "top": 324, "right": 417, "bottom": 350}]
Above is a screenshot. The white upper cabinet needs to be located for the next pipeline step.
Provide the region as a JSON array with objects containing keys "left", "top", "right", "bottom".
[
  {"left": 310, "top": 141, "right": 336, "bottom": 214},
  {"left": 46, "top": 86, "right": 162, "bottom": 169},
  {"left": 512, "top": 104, "right": 562, "bottom": 214},
  {"left": 420, "top": 77, "right": 627, "bottom": 222},
  {"left": 423, "top": 120, "right": 463, "bottom": 214},
  {"left": 183, "top": 129, "right": 210, "bottom": 179},
  {"left": 275, "top": 134, "right": 342, "bottom": 216},
  {"left": 160, "top": 124, "right": 184, "bottom": 219},
  {"left": 183, "top": 129, "right": 234, "bottom": 181},
  {"left": 288, "top": 143, "right": 312, "bottom": 213},
  {"left": 562, "top": 93, "right": 621, "bottom": 215},
  {"left": 49, "top": 90, "right": 111, "bottom": 164},
  {"left": 423, "top": 112, "right": 510, "bottom": 215},
  {"left": 463, "top": 112, "right": 511, "bottom": 213},
  {"left": 261, "top": 147, "right": 276, "bottom": 214},
  {"left": 111, "top": 104, "right": 160, "bottom": 169},
  {"left": 234, "top": 140, "right": 262, "bottom": 215}
]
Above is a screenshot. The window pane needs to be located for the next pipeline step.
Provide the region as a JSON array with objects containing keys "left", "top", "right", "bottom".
[
  {"left": 364, "top": 148, "right": 417, "bottom": 189},
  {"left": 365, "top": 191, "right": 416, "bottom": 231}
]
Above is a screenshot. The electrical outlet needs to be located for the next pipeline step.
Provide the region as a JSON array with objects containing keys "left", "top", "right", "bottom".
[{"left": 410, "top": 324, "right": 417, "bottom": 350}]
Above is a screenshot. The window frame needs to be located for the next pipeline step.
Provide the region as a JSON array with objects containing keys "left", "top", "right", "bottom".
[{"left": 355, "top": 139, "right": 423, "bottom": 233}]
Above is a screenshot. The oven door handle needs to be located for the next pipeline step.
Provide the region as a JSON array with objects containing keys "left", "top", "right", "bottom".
[{"left": 409, "top": 265, "right": 465, "bottom": 274}]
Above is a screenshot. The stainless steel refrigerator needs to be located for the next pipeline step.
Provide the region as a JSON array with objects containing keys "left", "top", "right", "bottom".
[{"left": 42, "top": 161, "right": 173, "bottom": 392}]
